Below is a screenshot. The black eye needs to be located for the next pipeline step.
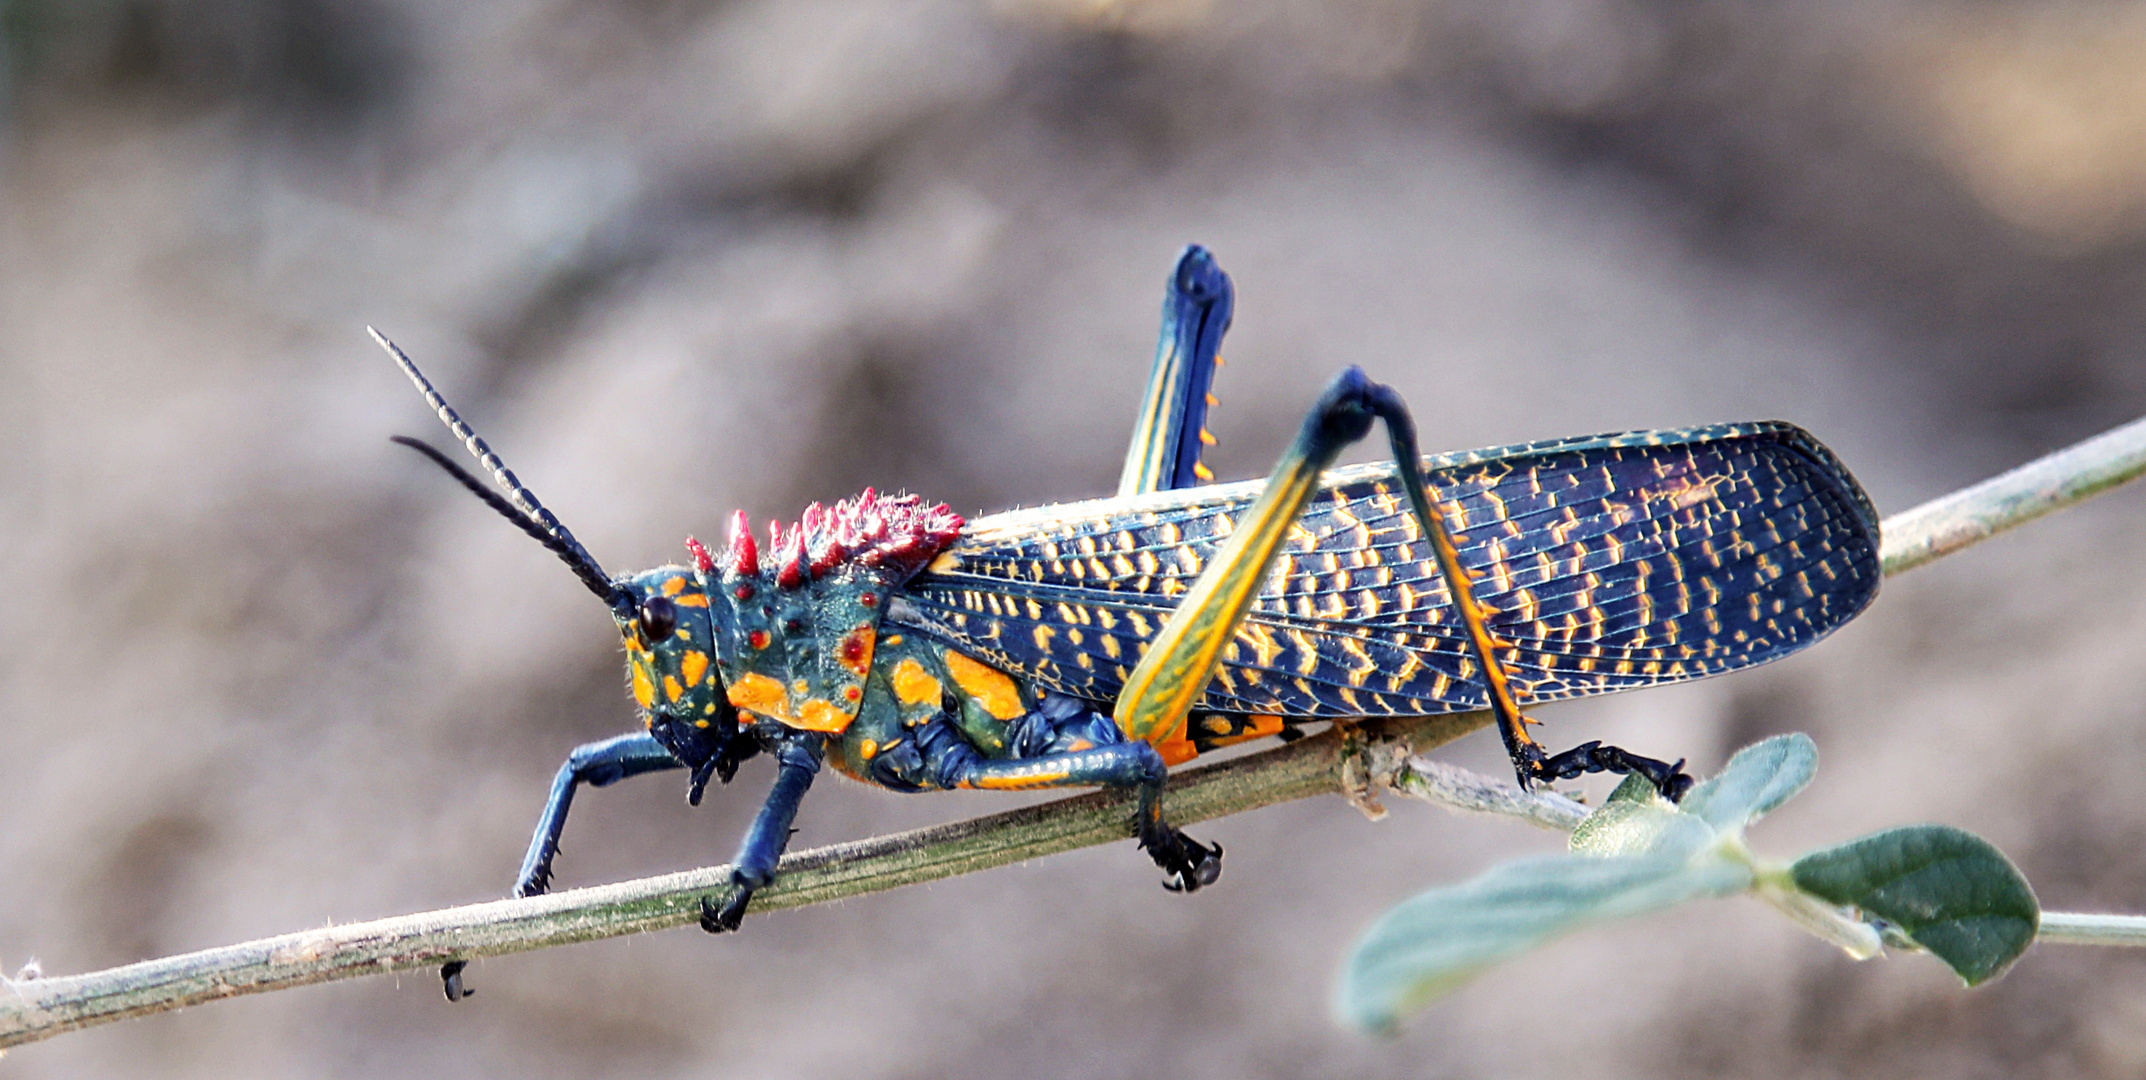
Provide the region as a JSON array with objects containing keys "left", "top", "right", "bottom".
[{"left": 639, "top": 595, "right": 678, "bottom": 641}]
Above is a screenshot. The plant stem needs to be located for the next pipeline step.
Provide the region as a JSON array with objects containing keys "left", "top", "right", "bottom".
[
  {"left": 0, "top": 712, "right": 1487, "bottom": 1050},
  {"left": 2036, "top": 913, "right": 2146, "bottom": 946},
  {"left": 1879, "top": 413, "right": 2146, "bottom": 575}
]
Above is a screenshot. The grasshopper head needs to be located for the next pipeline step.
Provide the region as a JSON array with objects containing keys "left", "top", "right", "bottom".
[{"left": 612, "top": 566, "right": 727, "bottom": 735}]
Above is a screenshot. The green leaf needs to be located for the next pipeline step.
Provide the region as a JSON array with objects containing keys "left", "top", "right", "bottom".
[
  {"left": 1337, "top": 853, "right": 1753, "bottom": 1032},
  {"left": 1790, "top": 825, "right": 2039, "bottom": 986},
  {"left": 1679, "top": 733, "right": 1817, "bottom": 833}
]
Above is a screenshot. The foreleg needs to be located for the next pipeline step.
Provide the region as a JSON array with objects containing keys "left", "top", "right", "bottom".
[
  {"left": 443, "top": 731, "right": 682, "bottom": 1000},
  {"left": 515, "top": 732, "right": 683, "bottom": 898}
]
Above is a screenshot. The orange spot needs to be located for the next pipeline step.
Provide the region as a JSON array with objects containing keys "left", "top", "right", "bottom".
[
  {"left": 694, "top": 719, "right": 710, "bottom": 728},
  {"left": 1155, "top": 735, "right": 1198, "bottom": 767},
  {"left": 1146, "top": 711, "right": 1197, "bottom": 765},
  {"left": 673, "top": 593, "right": 709, "bottom": 608},
  {"left": 944, "top": 651, "right": 1024, "bottom": 720},
  {"left": 891, "top": 658, "right": 941, "bottom": 706},
  {"left": 1202, "top": 715, "right": 1233, "bottom": 735},
  {"left": 727, "top": 672, "right": 788, "bottom": 718},
  {"left": 859, "top": 738, "right": 879, "bottom": 760},
  {"left": 662, "top": 576, "right": 688, "bottom": 596},
  {"left": 663, "top": 675, "right": 683, "bottom": 703},
  {"left": 838, "top": 627, "right": 876, "bottom": 677},
  {"left": 630, "top": 663, "right": 655, "bottom": 709},
  {"left": 1207, "top": 714, "right": 1285, "bottom": 750},
  {"left": 681, "top": 650, "right": 709, "bottom": 687},
  {"left": 795, "top": 698, "right": 850, "bottom": 732}
]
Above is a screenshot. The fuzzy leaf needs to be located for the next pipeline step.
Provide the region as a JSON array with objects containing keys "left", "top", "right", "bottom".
[
  {"left": 1679, "top": 733, "right": 1817, "bottom": 833},
  {"left": 1790, "top": 825, "right": 2039, "bottom": 986},
  {"left": 1569, "top": 776, "right": 1713, "bottom": 858},
  {"left": 1338, "top": 853, "right": 1752, "bottom": 1032}
]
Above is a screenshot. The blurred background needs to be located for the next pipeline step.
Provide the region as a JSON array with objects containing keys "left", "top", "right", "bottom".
[{"left": 3, "top": 0, "right": 2146, "bottom": 1076}]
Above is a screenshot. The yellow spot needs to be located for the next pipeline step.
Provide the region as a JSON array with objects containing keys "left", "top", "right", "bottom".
[
  {"left": 885, "top": 634, "right": 903, "bottom": 646},
  {"left": 1202, "top": 715, "right": 1233, "bottom": 735},
  {"left": 695, "top": 719, "right": 711, "bottom": 728},
  {"left": 964, "top": 765, "right": 1073, "bottom": 790},
  {"left": 944, "top": 650, "right": 1024, "bottom": 720},
  {"left": 682, "top": 650, "right": 710, "bottom": 687},
  {"left": 929, "top": 552, "right": 961, "bottom": 574},
  {"left": 859, "top": 738, "right": 879, "bottom": 760},
  {"left": 1193, "top": 462, "right": 1215, "bottom": 481},
  {"left": 792, "top": 680, "right": 809, "bottom": 695},
  {"left": 663, "top": 675, "right": 683, "bottom": 702},
  {"left": 631, "top": 663, "right": 655, "bottom": 709},
  {"left": 662, "top": 576, "right": 688, "bottom": 596},
  {"left": 892, "top": 658, "right": 942, "bottom": 706}
]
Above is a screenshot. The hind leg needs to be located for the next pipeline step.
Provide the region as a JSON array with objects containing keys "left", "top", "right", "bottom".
[
  {"left": 1113, "top": 368, "right": 1691, "bottom": 825},
  {"left": 1119, "top": 244, "right": 1234, "bottom": 497}
]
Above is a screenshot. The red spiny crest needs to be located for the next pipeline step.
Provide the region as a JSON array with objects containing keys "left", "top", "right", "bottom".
[
  {"left": 684, "top": 535, "right": 715, "bottom": 575},
  {"left": 723, "top": 510, "right": 758, "bottom": 578},
  {"left": 715, "top": 488, "right": 965, "bottom": 591}
]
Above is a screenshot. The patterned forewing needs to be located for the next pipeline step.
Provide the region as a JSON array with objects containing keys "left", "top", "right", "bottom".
[{"left": 893, "top": 423, "right": 1880, "bottom": 717}]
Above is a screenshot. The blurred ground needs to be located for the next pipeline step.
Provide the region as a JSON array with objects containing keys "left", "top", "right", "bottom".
[{"left": 3, "top": 0, "right": 2146, "bottom": 1076}]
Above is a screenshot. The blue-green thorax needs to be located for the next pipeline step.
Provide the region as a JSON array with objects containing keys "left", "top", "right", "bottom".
[{"left": 685, "top": 491, "right": 965, "bottom": 734}]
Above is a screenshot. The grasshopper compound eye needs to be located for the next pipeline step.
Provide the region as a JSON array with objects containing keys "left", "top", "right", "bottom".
[{"left": 639, "top": 595, "right": 678, "bottom": 641}]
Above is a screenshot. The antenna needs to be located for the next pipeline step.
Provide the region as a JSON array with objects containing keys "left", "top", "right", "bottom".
[{"left": 371, "top": 328, "right": 628, "bottom": 611}]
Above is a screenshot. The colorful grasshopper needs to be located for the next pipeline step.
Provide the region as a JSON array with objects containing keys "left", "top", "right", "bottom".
[{"left": 381, "top": 246, "right": 1881, "bottom": 1000}]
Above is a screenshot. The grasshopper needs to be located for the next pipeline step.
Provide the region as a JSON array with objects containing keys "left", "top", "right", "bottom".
[{"left": 381, "top": 246, "right": 1881, "bottom": 1000}]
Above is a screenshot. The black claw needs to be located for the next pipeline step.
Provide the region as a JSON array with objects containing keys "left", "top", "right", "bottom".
[
  {"left": 1518, "top": 740, "right": 1694, "bottom": 802},
  {"left": 699, "top": 890, "right": 751, "bottom": 933},
  {"left": 1147, "top": 830, "right": 1224, "bottom": 894},
  {"left": 440, "top": 960, "right": 473, "bottom": 1002},
  {"left": 687, "top": 759, "right": 719, "bottom": 806}
]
